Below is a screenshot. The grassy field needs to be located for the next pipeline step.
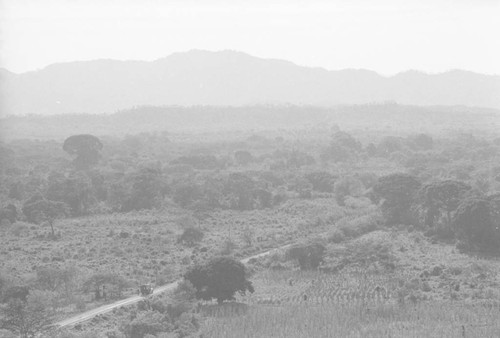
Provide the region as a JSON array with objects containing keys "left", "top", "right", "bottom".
[{"left": 0, "top": 196, "right": 359, "bottom": 319}]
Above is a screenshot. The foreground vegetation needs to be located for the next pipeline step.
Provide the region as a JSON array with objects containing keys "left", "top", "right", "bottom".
[{"left": 1, "top": 105, "right": 500, "bottom": 337}]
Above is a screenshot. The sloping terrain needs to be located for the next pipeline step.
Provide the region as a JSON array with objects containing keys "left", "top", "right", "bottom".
[{"left": 2, "top": 50, "right": 499, "bottom": 116}]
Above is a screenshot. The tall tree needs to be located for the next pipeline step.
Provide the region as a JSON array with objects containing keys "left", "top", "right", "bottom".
[
  {"left": 63, "top": 134, "right": 103, "bottom": 170},
  {"left": 22, "top": 194, "right": 68, "bottom": 237},
  {"left": 453, "top": 198, "right": 497, "bottom": 251},
  {"left": 1, "top": 291, "right": 55, "bottom": 338},
  {"left": 373, "top": 173, "right": 421, "bottom": 225},
  {"left": 184, "top": 257, "right": 254, "bottom": 304},
  {"left": 417, "top": 180, "right": 471, "bottom": 227}
]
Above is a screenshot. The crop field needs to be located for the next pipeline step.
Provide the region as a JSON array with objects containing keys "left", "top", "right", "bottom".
[
  {"left": 199, "top": 226, "right": 500, "bottom": 338},
  {"left": 237, "top": 270, "right": 397, "bottom": 306},
  {"left": 202, "top": 300, "right": 500, "bottom": 338},
  {"left": 202, "top": 267, "right": 500, "bottom": 338}
]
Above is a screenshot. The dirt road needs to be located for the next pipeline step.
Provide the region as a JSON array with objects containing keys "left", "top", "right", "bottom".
[{"left": 56, "top": 243, "right": 292, "bottom": 328}]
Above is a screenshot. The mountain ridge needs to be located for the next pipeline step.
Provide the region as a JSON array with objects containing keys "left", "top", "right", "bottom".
[{"left": 1, "top": 49, "right": 499, "bottom": 116}]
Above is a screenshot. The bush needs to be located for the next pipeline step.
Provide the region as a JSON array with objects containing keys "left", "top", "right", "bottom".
[
  {"left": 286, "top": 242, "right": 326, "bottom": 270},
  {"left": 22, "top": 195, "right": 69, "bottom": 224},
  {"left": 1, "top": 291, "right": 55, "bottom": 338},
  {"left": 0, "top": 329, "right": 17, "bottom": 338},
  {"left": 240, "top": 225, "right": 255, "bottom": 247},
  {"left": 327, "top": 229, "right": 345, "bottom": 243},
  {"left": 9, "top": 222, "right": 30, "bottom": 237},
  {"left": 74, "top": 296, "right": 86, "bottom": 312},
  {"left": 2, "top": 285, "right": 30, "bottom": 303},
  {"left": 52, "top": 330, "right": 106, "bottom": 338},
  {"left": 176, "top": 215, "right": 197, "bottom": 229},
  {"left": 82, "top": 272, "right": 129, "bottom": 300},
  {"left": 177, "top": 228, "right": 204, "bottom": 247},
  {"left": 220, "top": 238, "right": 237, "bottom": 255},
  {"left": 339, "top": 235, "right": 397, "bottom": 271},
  {"left": 172, "top": 280, "right": 196, "bottom": 303},
  {"left": 120, "top": 311, "right": 171, "bottom": 338},
  {"left": 336, "top": 212, "right": 383, "bottom": 239}
]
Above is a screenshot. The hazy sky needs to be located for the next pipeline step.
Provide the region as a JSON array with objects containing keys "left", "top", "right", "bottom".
[{"left": 1, "top": 0, "right": 499, "bottom": 75}]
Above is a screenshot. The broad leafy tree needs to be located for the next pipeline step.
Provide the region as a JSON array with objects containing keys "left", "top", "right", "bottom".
[
  {"left": 22, "top": 194, "right": 68, "bottom": 237},
  {"left": 1, "top": 291, "right": 55, "bottom": 338},
  {"left": 82, "top": 272, "right": 129, "bottom": 301},
  {"left": 373, "top": 173, "right": 421, "bottom": 225},
  {"left": 173, "top": 182, "right": 203, "bottom": 209},
  {"left": 224, "top": 173, "right": 256, "bottom": 210},
  {"left": 331, "top": 131, "right": 362, "bottom": 151},
  {"left": 125, "top": 168, "right": 166, "bottom": 211},
  {"left": 453, "top": 198, "right": 498, "bottom": 251},
  {"left": 184, "top": 257, "right": 254, "bottom": 304},
  {"left": 417, "top": 180, "right": 471, "bottom": 227},
  {"left": 63, "top": 134, "right": 103, "bottom": 170},
  {"left": 46, "top": 171, "right": 95, "bottom": 216}
]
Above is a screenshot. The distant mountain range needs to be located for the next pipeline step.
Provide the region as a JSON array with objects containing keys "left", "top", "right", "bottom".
[{"left": 1, "top": 49, "right": 499, "bottom": 115}]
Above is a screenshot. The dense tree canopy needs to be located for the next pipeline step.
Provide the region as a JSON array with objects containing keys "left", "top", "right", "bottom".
[
  {"left": 63, "top": 134, "right": 103, "bottom": 170},
  {"left": 453, "top": 198, "right": 498, "bottom": 251},
  {"left": 286, "top": 242, "right": 326, "bottom": 270},
  {"left": 373, "top": 173, "right": 421, "bottom": 225},
  {"left": 1, "top": 292, "right": 54, "bottom": 338},
  {"left": 417, "top": 180, "right": 471, "bottom": 227},
  {"left": 22, "top": 194, "right": 69, "bottom": 224},
  {"left": 184, "top": 257, "right": 254, "bottom": 304}
]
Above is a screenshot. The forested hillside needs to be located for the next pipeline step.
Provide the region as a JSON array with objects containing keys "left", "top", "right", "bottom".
[{"left": 1, "top": 104, "right": 500, "bottom": 140}]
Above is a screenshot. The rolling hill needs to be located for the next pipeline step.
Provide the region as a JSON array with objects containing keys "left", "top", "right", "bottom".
[{"left": 1, "top": 49, "right": 499, "bottom": 116}]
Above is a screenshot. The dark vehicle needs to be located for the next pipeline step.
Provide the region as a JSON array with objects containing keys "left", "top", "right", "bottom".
[{"left": 139, "top": 284, "right": 154, "bottom": 296}]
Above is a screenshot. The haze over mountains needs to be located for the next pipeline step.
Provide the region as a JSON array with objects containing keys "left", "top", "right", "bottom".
[{"left": 1, "top": 49, "right": 499, "bottom": 116}]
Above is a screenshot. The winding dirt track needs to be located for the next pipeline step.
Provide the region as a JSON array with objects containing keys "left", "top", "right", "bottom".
[{"left": 56, "top": 243, "right": 292, "bottom": 328}]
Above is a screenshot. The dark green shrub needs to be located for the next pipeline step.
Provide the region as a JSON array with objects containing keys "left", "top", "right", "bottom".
[
  {"left": 2, "top": 285, "right": 30, "bottom": 303},
  {"left": 120, "top": 311, "right": 171, "bottom": 338},
  {"left": 177, "top": 228, "right": 204, "bottom": 246},
  {"left": 453, "top": 198, "right": 498, "bottom": 251},
  {"left": 286, "top": 242, "right": 326, "bottom": 270},
  {"left": 184, "top": 257, "right": 254, "bottom": 304},
  {"left": 417, "top": 180, "right": 471, "bottom": 228}
]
